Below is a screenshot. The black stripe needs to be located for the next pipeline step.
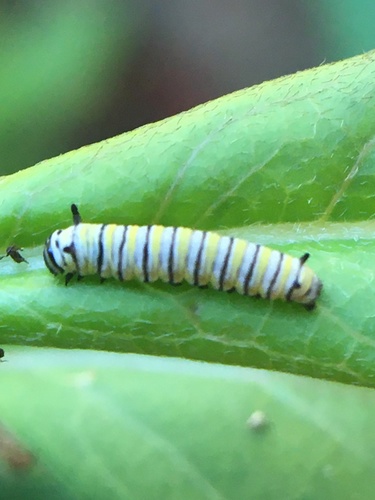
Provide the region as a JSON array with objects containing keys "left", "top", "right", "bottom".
[
  {"left": 286, "top": 259, "right": 303, "bottom": 301},
  {"left": 142, "top": 226, "right": 152, "bottom": 282},
  {"left": 168, "top": 227, "right": 177, "bottom": 284},
  {"left": 97, "top": 224, "right": 107, "bottom": 276},
  {"left": 266, "top": 252, "right": 284, "bottom": 299},
  {"left": 62, "top": 230, "right": 78, "bottom": 275},
  {"left": 117, "top": 226, "right": 128, "bottom": 281},
  {"left": 44, "top": 246, "right": 64, "bottom": 274},
  {"left": 218, "top": 237, "right": 234, "bottom": 291},
  {"left": 243, "top": 244, "right": 260, "bottom": 295},
  {"left": 286, "top": 283, "right": 298, "bottom": 301},
  {"left": 193, "top": 231, "right": 207, "bottom": 286},
  {"left": 71, "top": 223, "right": 80, "bottom": 276},
  {"left": 67, "top": 243, "right": 79, "bottom": 275},
  {"left": 285, "top": 285, "right": 294, "bottom": 301}
]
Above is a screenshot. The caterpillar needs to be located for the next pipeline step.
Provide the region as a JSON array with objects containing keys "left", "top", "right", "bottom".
[{"left": 43, "top": 205, "right": 323, "bottom": 310}]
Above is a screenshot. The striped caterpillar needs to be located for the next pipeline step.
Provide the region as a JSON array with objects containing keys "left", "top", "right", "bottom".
[{"left": 43, "top": 205, "right": 323, "bottom": 310}]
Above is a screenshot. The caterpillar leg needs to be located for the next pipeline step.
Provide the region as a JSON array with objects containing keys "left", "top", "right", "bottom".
[
  {"left": 65, "top": 273, "right": 75, "bottom": 286},
  {"left": 304, "top": 302, "right": 316, "bottom": 311}
]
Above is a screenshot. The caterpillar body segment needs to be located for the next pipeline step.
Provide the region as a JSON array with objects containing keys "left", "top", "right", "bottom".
[{"left": 43, "top": 205, "right": 323, "bottom": 310}]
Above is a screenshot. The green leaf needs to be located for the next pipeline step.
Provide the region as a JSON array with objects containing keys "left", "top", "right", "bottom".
[
  {"left": 1, "top": 347, "right": 375, "bottom": 499},
  {"left": 1, "top": 51, "right": 375, "bottom": 386}
]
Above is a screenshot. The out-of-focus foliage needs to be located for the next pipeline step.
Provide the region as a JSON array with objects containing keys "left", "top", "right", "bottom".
[
  {"left": 3, "top": 1, "right": 375, "bottom": 176},
  {"left": 0, "top": 0, "right": 143, "bottom": 174},
  {"left": 311, "top": 0, "right": 375, "bottom": 59}
]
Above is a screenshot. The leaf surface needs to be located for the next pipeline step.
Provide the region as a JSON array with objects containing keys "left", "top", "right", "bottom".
[
  {"left": 1, "top": 52, "right": 375, "bottom": 386},
  {"left": 1, "top": 348, "right": 374, "bottom": 499}
]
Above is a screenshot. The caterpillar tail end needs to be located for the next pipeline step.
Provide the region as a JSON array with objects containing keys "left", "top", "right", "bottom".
[{"left": 303, "top": 278, "right": 323, "bottom": 311}]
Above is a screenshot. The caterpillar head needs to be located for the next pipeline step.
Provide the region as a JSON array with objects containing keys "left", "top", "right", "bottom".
[{"left": 43, "top": 227, "right": 77, "bottom": 277}]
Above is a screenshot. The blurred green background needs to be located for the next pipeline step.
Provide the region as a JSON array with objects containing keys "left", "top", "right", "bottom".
[{"left": 1, "top": 0, "right": 375, "bottom": 176}]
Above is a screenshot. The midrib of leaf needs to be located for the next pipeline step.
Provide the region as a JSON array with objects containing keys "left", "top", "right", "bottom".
[
  {"left": 0, "top": 218, "right": 374, "bottom": 387},
  {"left": 1, "top": 52, "right": 375, "bottom": 387}
]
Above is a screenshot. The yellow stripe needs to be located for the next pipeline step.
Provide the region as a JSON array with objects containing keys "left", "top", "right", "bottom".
[
  {"left": 272, "top": 254, "right": 293, "bottom": 299},
  {"left": 249, "top": 246, "right": 271, "bottom": 295},
  {"left": 123, "top": 225, "right": 138, "bottom": 280},
  {"left": 298, "top": 266, "right": 314, "bottom": 296},
  {"left": 149, "top": 225, "right": 164, "bottom": 281},
  {"left": 228, "top": 239, "right": 247, "bottom": 291},
  {"left": 176, "top": 227, "right": 193, "bottom": 282},
  {"left": 201, "top": 232, "right": 221, "bottom": 286}
]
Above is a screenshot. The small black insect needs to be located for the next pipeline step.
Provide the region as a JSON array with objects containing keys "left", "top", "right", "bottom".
[{"left": 0, "top": 246, "right": 28, "bottom": 264}]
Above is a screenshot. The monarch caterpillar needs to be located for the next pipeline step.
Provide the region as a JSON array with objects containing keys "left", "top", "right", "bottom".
[{"left": 43, "top": 205, "right": 322, "bottom": 310}]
